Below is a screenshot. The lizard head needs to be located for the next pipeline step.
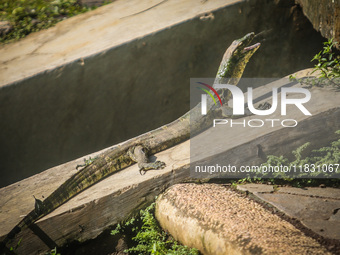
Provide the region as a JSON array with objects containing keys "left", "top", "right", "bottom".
[{"left": 216, "top": 32, "right": 260, "bottom": 83}]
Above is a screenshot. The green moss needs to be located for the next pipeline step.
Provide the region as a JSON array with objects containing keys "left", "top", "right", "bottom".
[{"left": 0, "top": 0, "right": 95, "bottom": 43}]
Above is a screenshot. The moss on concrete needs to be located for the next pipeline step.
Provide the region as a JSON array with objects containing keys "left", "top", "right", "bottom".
[{"left": 0, "top": 0, "right": 95, "bottom": 43}]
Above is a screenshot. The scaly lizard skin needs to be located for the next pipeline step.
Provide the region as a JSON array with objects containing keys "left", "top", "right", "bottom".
[{"left": 0, "top": 32, "right": 260, "bottom": 252}]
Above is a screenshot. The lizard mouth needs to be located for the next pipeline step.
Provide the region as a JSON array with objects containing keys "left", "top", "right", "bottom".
[{"left": 242, "top": 42, "right": 261, "bottom": 53}]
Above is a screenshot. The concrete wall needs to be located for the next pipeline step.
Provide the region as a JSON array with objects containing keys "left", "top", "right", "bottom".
[{"left": 0, "top": 0, "right": 325, "bottom": 187}]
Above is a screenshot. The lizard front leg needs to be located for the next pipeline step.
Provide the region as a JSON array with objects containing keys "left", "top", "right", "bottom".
[{"left": 128, "top": 145, "right": 166, "bottom": 175}]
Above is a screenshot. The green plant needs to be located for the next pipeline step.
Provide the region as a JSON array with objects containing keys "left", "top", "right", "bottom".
[
  {"left": 272, "top": 184, "right": 279, "bottom": 192},
  {"left": 311, "top": 38, "right": 340, "bottom": 80},
  {"left": 46, "top": 247, "right": 61, "bottom": 255},
  {"left": 9, "top": 238, "right": 22, "bottom": 253},
  {"left": 289, "top": 38, "right": 340, "bottom": 87},
  {"left": 111, "top": 203, "right": 199, "bottom": 255},
  {"left": 234, "top": 130, "right": 340, "bottom": 188},
  {"left": 76, "top": 156, "right": 97, "bottom": 169}
]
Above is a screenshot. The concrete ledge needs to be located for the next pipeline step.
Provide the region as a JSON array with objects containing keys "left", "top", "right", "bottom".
[{"left": 0, "top": 0, "right": 243, "bottom": 87}]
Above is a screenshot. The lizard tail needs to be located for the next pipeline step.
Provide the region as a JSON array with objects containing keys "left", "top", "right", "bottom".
[{"left": 0, "top": 209, "right": 40, "bottom": 253}]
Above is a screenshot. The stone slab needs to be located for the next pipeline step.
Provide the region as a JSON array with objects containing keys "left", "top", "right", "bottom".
[{"left": 237, "top": 184, "right": 340, "bottom": 240}]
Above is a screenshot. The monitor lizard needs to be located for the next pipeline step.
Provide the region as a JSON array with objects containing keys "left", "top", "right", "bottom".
[{"left": 0, "top": 32, "right": 260, "bottom": 252}]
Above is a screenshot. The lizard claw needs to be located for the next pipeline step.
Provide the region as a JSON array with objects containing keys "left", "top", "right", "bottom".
[
  {"left": 152, "top": 160, "right": 166, "bottom": 169},
  {"left": 257, "top": 102, "right": 272, "bottom": 110},
  {"left": 138, "top": 161, "right": 166, "bottom": 175}
]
